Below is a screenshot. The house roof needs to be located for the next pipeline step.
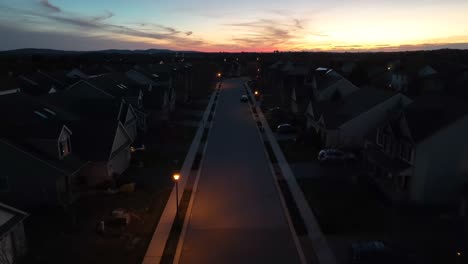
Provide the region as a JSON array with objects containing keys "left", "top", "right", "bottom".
[
  {"left": 0, "top": 93, "right": 68, "bottom": 139},
  {"left": 0, "top": 203, "right": 27, "bottom": 236},
  {"left": 87, "top": 73, "right": 142, "bottom": 98},
  {"left": 126, "top": 69, "right": 158, "bottom": 86},
  {"left": 38, "top": 92, "right": 122, "bottom": 121},
  {"left": 0, "top": 138, "right": 87, "bottom": 176},
  {"left": 0, "top": 74, "right": 21, "bottom": 92},
  {"left": 314, "top": 68, "right": 343, "bottom": 91},
  {"left": 403, "top": 95, "right": 468, "bottom": 143},
  {"left": 320, "top": 88, "right": 397, "bottom": 129}
]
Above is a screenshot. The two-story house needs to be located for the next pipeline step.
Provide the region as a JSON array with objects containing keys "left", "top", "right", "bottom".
[
  {"left": 364, "top": 96, "right": 468, "bottom": 205},
  {"left": 306, "top": 88, "right": 412, "bottom": 148},
  {"left": 39, "top": 95, "right": 133, "bottom": 186},
  {"left": 0, "top": 94, "right": 87, "bottom": 208},
  {"left": 125, "top": 68, "right": 171, "bottom": 123}
]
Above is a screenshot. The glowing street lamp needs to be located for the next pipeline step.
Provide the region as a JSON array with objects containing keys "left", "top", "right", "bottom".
[
  {"left": 254, "top": 91, "right": 259, "bottom": 96},
  {"left": 217, "top": 72, "right": 222, "bottom": 78},
  {"left": 173, "top": 173, "right": 180, "bottom": 224}
]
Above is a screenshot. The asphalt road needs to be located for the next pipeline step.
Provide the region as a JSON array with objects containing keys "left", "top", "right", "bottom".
[{"left": 178, "top": 79, "right": 301, "bottom": 264}]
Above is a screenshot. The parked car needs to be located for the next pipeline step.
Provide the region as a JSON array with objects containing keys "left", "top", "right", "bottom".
[
  {"left": 318, "top": 149, "right": 356, "bottom": 164},
  {"left": 276, "top": 124, "right": 296, "bottom": 134},
  {"left": 240, "top": 95, "right": 249, "bottom": 102}
]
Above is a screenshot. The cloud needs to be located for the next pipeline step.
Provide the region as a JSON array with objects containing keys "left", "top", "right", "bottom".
[
  {"left": 0, "top": 4, "right": 203, "bottom": 50},
  {"left": 91, "top": 11, "right": 114, "bottom": 22},
  {"left": 39, "top": 0, "right": 61, "bottom": 13},
  {"left": 294, "top": 19, "right": 303, "bottom": 29},
  {"left": 225, "top": 17, "right": 307, "bottom": 49}
]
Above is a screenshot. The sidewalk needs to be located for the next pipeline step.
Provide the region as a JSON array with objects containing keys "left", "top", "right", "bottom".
[
  {"left": 245, "top": 82, "right": 337, "bottom": 264},
  {"left": 142, "top": 88, "right": 218, "bottom": 264}
]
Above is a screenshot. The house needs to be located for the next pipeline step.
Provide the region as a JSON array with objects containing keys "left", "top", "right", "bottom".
[
  {"left": 66, "top": 65, "right": 110, "bottom": 80},
  {"left": 61, "top": 80, "right": 139, "bottom": 141},
  {"left": 172, "top": 62, "right": 193, "bottom": 103},
  {"left": 0, "top": 203, "right": 28, "bottom": 264},
  {"left": 87, "top": 74, "right": 148, "bottom": 133},
  {"left": 364, "top": 96, "right": 468, "bottom": 205},
  {"left": 0, "top": 94, "right": 87, "bottom": 208},
  {"left": 17, "top": 70, "right": 66, "bottom": 96},
  {"left": 306, "top": 88, "right": 412, "bottom": 148},
  {"left": 125, "top": 68, "right": 171, "bottom": 122},
  {"left": 0, "top": 73, "right": 21, "bottom": 96},
  {"left": 308, "top": 67, "right": 359, "bottom": 102},
  {"left": 38, "top": 95, "right": 133, "bottom": 186},
  {"left": 135, "top": 64, "right": 177, "bottom": 112}
]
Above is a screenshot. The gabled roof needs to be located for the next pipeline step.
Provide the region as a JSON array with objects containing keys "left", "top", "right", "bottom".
[
  {"left": 314, "top": 68, "right": 344, "bottom": 91},
  {"left": 0, "top": 93, "right": 67, "bottom": 139},
  {"left": 38, "top": 92, "right": 122, "bottom": 121},
  {"left": 403, "top": 95, "right": 468, "bottom": 143},
  {"left": 0, "top": 203, "right": 27, "bottom": 235},
  {"left": 126, "top": 69, "right": 158, "bottom": 86},
  {"left": 320, "top": 88, "right": 398, "bottom": 129},
  {"left": 64, "top": 80, "right": 115, "bottom": 99},
  {"left": 17, "top": 70, "right": 66, "bottom": 95},
  {"left": 0, "top": 73, "right": 21, "bottom": 92},
  {"left": 87, "top": 73, "right": 142, "bottom": 98}
]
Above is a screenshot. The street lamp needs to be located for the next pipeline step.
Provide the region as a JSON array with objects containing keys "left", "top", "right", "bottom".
[
  {"left": 254, "top": 91, "right": 259, "bottom": 96},
  {"left": 173, "top": 173, "right": 180, "bottom": 224}
]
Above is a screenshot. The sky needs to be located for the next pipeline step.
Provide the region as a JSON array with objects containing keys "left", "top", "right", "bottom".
[{"left": 0, "top": 0, "right": 468, "bottom": 52}]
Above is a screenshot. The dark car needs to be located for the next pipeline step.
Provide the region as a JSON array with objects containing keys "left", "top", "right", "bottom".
[{"left": 240, "top": 95, "right": 249, "bottom": 102}]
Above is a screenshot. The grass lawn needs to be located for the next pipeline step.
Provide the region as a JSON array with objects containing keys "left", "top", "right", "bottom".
[
  {"left": 277, "top": 139, "right": 318, "bottom": 163},
  {"left": 298, "top": 176, "right": 387, "bottom": 235}
]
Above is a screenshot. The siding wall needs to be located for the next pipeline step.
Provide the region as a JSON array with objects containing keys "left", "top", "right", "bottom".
[{"left": 411, "top": 116, "right": 468, "bottom": 204}]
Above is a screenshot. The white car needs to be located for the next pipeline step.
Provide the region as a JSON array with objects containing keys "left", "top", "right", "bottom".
[
  {"left": 276, "top": 124, "right": 296, "bottom": 134},
  {"left": 240, "top": 95, "right": 249, "bottom": 102},
  {"left": 317, "top": 149, "right": 356, "bottom": 164}
]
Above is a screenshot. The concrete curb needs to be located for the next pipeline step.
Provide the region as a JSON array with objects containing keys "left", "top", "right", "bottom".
[
  {"left": 142, "top": 86, "right": 219, "bottom": 264},
  {"left": 245, "top": 82, "right": 337, "bottom": 264},
  {"left": 172, "top": 84, "right": 221, "bottom": 264}
]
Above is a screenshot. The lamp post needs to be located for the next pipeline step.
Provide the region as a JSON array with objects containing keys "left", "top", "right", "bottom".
[{"left": 173, "top": 173, "right": 180, "bottom": 224}]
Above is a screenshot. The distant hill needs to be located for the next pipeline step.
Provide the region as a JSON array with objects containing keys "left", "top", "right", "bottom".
[{"left": 0, "top": 48, "right": 202, "bottom": 55}]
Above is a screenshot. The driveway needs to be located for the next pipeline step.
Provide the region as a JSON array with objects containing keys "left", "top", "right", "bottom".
[{"left": 178, "top": 78, "right": 301, "bottom": 264}]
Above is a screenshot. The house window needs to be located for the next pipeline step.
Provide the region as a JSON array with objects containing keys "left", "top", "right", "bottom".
[
  {"left": 376, "top": 128, "right": 384, "bottom": 146},
  {"left": 0, "top": 175, "right": 8, "bottom": 191},
  {"left": 400, "top": 142, "right": 413, "bottom": 162}
]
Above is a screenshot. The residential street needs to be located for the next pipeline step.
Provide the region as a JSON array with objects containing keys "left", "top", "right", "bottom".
[{"left": 178, "top": 79, "right": 301, "bottom": 264}]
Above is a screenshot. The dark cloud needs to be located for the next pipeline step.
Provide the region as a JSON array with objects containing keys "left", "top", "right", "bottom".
[
  {"left": 185, "top": 31, "right": 193, "bottom": 36},
  {"left": 294, "top": 19, "right": 303, "bottom": 29},
  {"left": 0, "top": 4, "right": 202, "bottom": 49},
  {"left": 91, "top": 11, "right": 114, "bottom": 22},
  {"left": 39, "top": 0, "right": 61, "bottom": 13}
]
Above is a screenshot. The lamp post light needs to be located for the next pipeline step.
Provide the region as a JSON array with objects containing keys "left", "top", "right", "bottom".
[{"left": 173, "top": 173, "right": 180, "bottom": 224}]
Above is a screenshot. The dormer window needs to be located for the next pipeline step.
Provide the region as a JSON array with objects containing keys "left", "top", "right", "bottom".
[{"left": 59, "top": 137, "right": 71, "bottom": 159}]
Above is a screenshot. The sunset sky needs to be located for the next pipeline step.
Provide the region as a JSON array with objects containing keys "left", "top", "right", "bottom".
[{"left": 1, "top": 0, "right": 468, "bottom": 52}]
